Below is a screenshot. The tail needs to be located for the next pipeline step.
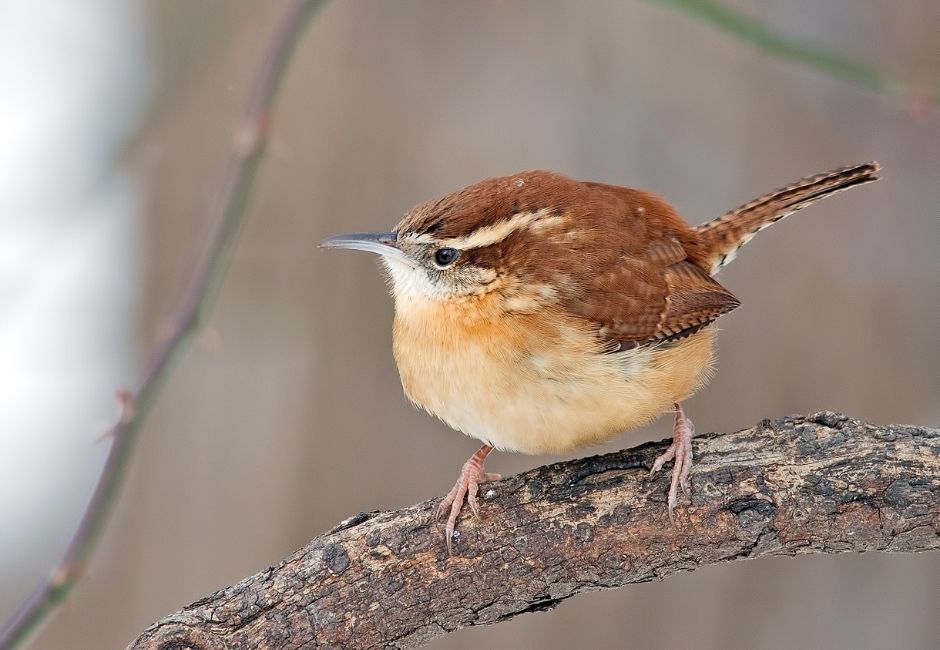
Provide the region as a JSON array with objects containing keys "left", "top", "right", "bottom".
[{"left": 696, "top": 162, "right": 881, "bottom": 275}]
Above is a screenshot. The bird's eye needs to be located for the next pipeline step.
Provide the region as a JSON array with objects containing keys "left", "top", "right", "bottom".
[{"left": 433, "top": 247, "right": 459, "bottom": 267}]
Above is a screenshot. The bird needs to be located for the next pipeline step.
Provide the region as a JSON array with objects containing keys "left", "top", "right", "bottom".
[{"left": 321, "top": 161, "right": 880, "bottom": 554}]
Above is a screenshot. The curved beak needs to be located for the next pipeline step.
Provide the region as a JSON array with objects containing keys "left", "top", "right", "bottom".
[{"left": 319, "top": 231, "right": 412, "bottom": 266}]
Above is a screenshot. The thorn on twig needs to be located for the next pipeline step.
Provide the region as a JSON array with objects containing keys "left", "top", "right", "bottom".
[
  {"left": 115, "top": 389, "right": 135, "bottom": 424},
  {"left": 95, "top": 390, "right": 135, "bottom": 444},
  {"left": 234, "top": 113, "right": 270, "bottom": 157},
  {"left": 49, "top": 562, "right": 83, "bottom": 589}
]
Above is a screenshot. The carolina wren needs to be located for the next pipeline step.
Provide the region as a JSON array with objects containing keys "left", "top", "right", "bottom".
[{"left": 322, "top": 162, "right": 880, "bottom": 553}]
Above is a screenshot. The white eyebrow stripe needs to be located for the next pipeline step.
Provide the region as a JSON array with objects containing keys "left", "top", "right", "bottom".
[{"left": 412, "top": 209, "right": 551, "bottom": 249}]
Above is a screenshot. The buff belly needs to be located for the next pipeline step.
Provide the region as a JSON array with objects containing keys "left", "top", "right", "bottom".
[{"left": 392, "top": 299, "right": 716, "bottom": 455}]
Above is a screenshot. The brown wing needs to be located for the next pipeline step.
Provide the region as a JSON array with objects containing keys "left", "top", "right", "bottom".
[
  {"left": 564, "top": 184, "right": 740, "bottom": 349},
  {"left": 656, "top": 259, "right": 740, "bottom": 341}
]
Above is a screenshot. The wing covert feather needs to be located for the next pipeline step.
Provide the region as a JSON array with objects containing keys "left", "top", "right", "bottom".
[{"left": 561, "top": 185, "right": 739, "bottom": 347}]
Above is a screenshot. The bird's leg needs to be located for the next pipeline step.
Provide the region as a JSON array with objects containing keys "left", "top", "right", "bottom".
[
  {"left": 437, "top": 444, "right": 500, "bottom": 555},
  {"left": 650, "top": 403, "right": 695, "bottom": 521}
]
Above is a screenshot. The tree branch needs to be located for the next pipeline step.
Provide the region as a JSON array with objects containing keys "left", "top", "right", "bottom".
[{"left": 127, "top": 413, "right": 938, "bottom": 650}]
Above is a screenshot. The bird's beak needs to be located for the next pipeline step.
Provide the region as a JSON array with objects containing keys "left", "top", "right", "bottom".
[{"left": 319, "top": 231, "right": 412, "bottom": 266}]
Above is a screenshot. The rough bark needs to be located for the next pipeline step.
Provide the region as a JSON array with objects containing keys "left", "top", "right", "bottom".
[{"left": 128, "top": 413, "right": 939, "bottom": 650}]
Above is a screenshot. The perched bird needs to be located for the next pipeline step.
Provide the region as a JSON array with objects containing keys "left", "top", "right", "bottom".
[{"left": 322, "top": 162, "right": 880, "bottom": 553}]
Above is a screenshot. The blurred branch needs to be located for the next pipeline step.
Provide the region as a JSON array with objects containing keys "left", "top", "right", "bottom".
[
  {"left": 128, "top": 414, "right": 938, "bottom": 650},
  {"left": 654, "top": 0, "right": 939, "bottom": 108},
  {"left": 0, "top": 1, "right": 330, "bottom": 648}
]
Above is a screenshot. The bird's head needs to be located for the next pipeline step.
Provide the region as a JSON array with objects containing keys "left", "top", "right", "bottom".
[{"left": 321, "top": 171, "right": 592, "bottom": 309}]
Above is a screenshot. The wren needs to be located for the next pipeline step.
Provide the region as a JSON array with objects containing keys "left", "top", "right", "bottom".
[{"left": 322, "top": 162, "right": 880, "bottom": 554}]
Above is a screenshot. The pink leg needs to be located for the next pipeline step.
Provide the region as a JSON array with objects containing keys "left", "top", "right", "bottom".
[
  {"left": 437, "top": 444, "right": 501, "bottom": 555},
  {"left": 650, "top": 403, "right": 695, "bottom": 522}
]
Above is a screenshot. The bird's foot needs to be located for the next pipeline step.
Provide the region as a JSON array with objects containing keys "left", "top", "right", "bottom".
[
  {"left": 437, "top": 444, "right": 500, "bottom": 555},
  {"left": 650, "top": 403, "right": 694, "bottom": 522}
]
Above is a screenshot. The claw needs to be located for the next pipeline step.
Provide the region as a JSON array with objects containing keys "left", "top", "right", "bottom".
[
  {"left": 467, "top": 482, "right": 480, "bottom": 517},
  {"left": 649, "top": 442, "right": 676, "bottom": 477},
  {"left": 438, "top": 444, "right": 500, "bottom": 555},
  {"left": 650, "top": 403, "right": 695, "bottom": 522}
]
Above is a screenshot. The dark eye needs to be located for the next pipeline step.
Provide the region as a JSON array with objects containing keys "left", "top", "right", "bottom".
[{"left": 433, "top": 247, "right": 459, "bottom": 267}]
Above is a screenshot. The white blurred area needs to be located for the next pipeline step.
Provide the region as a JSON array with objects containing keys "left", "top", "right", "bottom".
[{"left": 0, "top": 0, "right": 147, "bottom": 593}]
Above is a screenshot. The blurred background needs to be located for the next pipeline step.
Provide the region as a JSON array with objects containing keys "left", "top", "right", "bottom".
[{"left": 1, "top": 1, "right": 938, "bottom": 648}]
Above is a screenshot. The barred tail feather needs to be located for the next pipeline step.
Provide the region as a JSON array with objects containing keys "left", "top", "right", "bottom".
[{"left": 696, "top": 162, "right": 880, "bottom": 275}]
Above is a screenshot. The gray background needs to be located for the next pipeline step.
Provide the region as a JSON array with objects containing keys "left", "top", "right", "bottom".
[{"left": 3, "top": 1, "right": 938, "bottom": 648}]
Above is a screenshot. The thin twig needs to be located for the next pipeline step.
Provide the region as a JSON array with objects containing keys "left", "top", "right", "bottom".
[
  {"left": 0, "top": 2, "right": 330, "bottom": 648},
  {"left": 654, "top": 0, "right": 938, "bottom": 107}
]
